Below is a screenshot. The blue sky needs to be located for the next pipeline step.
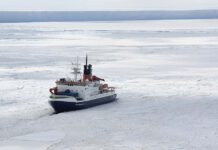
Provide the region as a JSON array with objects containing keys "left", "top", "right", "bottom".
[{"left": 0, "top": 0, "right": 218, "bottom": 11}]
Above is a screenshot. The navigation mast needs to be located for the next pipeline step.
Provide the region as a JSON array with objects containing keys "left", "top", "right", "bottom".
[{"left": 71, "top": 56, "right": 81, "bottom": 81}]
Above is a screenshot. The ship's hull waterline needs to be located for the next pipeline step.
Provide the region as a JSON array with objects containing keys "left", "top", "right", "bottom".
[{"left": 49, "top": 94, "right": 117, "bottom": 113}]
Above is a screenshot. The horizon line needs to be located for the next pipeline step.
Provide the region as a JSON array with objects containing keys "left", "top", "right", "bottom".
[{"left": 0, "top": 9, "right": 218, "bottom": 12}]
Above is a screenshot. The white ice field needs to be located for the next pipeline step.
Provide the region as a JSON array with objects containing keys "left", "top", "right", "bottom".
[{"left": 0, "top": 20, "right": 218, "bottom": 150}]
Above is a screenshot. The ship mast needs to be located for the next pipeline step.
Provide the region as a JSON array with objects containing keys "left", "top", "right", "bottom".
[
  {"left": 86, "top": 54, "right": 88, "bottom": 66},
  {"left": 71, "top": 56, "right": 81, "bottom": 81}
]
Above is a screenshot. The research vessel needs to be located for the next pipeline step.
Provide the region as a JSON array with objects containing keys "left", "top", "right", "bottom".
[{"left": 49, "top": 56, "right": 117, "bottom": 113}]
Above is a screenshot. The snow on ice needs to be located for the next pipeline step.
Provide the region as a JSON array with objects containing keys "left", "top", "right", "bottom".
[{"left": 0, "top": 20, "right": 218, "bottom": 149}]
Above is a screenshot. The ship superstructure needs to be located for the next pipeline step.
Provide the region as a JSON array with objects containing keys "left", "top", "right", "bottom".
[{"left": 49, "top": 56, "right": 117, "bottom": 113}]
